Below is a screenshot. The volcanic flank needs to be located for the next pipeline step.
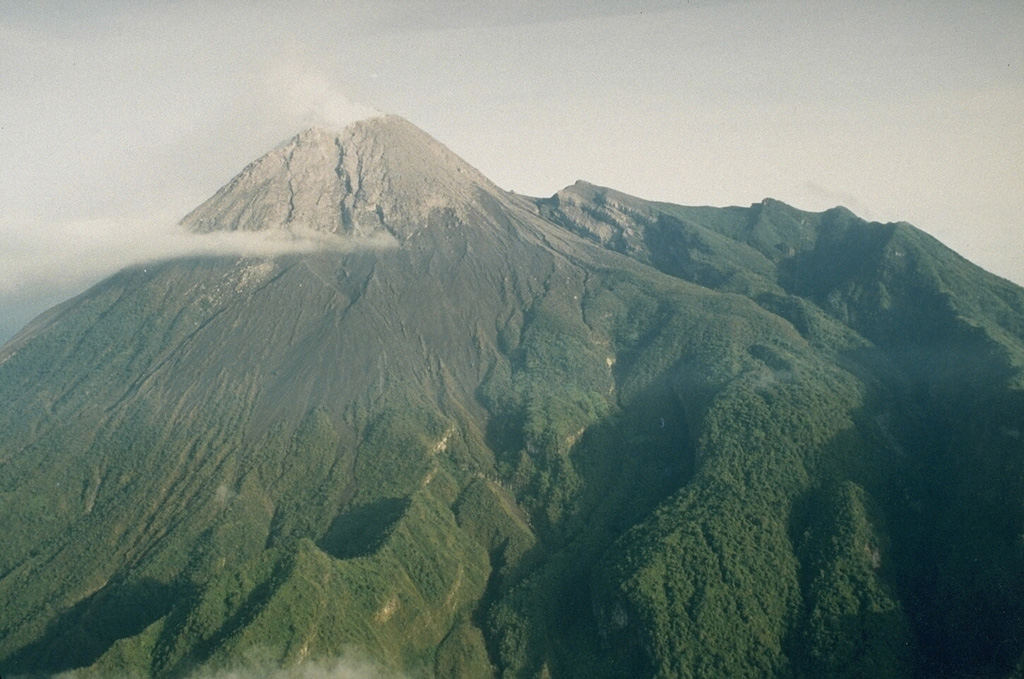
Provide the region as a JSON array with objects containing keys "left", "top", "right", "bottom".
[{"left": 2, "top": 116, "right": 1024, "bottom": 679}]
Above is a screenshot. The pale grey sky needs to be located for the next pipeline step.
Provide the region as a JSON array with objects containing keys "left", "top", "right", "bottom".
[{"left": 1, "top": 0, "right": 1022, "bottom": 341}]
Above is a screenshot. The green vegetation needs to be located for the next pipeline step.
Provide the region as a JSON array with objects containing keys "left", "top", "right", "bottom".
[
  {"left": 2, "top": 173, "right": 1024, "bottom": 679},
  {"left": 793, "top": 482, "right": 914, "bottom": 679}
]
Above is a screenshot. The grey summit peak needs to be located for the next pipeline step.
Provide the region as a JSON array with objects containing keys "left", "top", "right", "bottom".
[{"left": 181, "top": 115, "right": 497, "bottom": 239}]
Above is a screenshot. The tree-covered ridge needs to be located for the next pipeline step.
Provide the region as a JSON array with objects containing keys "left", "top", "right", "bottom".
[{"left": 2, "top": 119, "right": 1023, "bottom": 678}]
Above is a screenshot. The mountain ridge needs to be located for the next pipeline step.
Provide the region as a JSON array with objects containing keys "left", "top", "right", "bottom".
[{"left": 1, "top": 116, "right": 1023, "bottom": 679}]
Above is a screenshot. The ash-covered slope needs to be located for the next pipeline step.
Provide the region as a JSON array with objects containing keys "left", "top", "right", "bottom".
[
  {"left": 181, "top": 115, "right": 501, "bottom": 239},
  {"left": 2, "top": 117, "right": 1024, "bottom": 679}
]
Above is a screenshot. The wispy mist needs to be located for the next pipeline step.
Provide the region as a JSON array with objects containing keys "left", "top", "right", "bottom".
[
  {"left": 258, "top": 63, "right": 383, "bottom": 132},
  {"left": 1, "top": 217, "right": 396, "bottom": 295},
  {"left": 0, "top": 216, "right": 397, "bottom": 344},
  {"left": 30, "top": 654, "right": 406, "bottom": 679}
]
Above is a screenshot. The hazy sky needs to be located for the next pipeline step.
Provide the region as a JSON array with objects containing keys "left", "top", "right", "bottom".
[{"left": 1, "top": 0, "right": 1022, "bottom": 341}]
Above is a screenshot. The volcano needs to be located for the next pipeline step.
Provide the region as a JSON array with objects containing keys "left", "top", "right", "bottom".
[{"left": 2, "top": 115, "right": 1024, "bottom": 679}]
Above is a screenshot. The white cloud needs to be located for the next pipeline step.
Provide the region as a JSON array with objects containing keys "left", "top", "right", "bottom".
[
  {"left": 193, "top": 656, "right": 404, "bottom": 679},
  {"left": 0, "top": 215, "right": 398, "bottom": 299},
  {"left": 38, "top": 654, "right": 406, "bottom": 679}
]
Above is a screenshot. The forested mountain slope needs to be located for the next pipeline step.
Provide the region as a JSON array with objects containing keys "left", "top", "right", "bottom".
[{"left": 1, "top": 116, "right": 1022, "bottom": 679}]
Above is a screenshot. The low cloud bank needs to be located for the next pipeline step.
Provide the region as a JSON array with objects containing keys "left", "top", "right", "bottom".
[
  {"left": 177, "top": 656, "right": 404, "bottom": 679},
  {"left": 1, "top": 216, "right": 398, "bottom": 295},
  {"left": 0, "top": 217, "right": 397, "bottom": 344},
  {"left": 17, "top": 654, "right": 406, "bottom": 679}
]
